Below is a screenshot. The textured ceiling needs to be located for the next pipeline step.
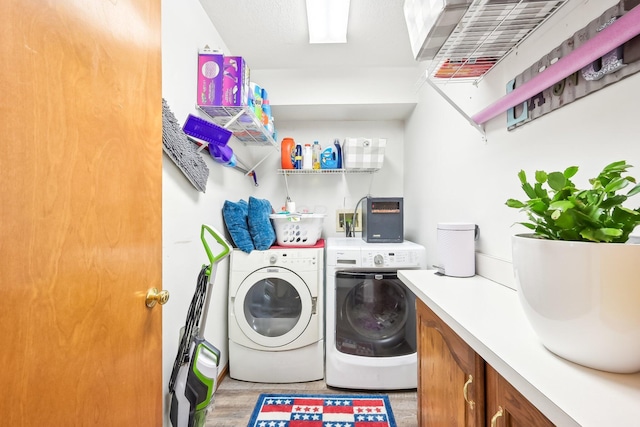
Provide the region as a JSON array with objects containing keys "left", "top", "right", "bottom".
[{"left": 199, "top": 0, "right": 419, "bottom": 71}]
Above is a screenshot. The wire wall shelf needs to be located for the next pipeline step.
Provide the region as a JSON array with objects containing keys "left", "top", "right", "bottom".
[
  {"left": 428, "top": 0, "right": 568, "bottom": 85},
  {"left": 196, "top": 105, "right": 277, "bottom": 148},
  {"left": 277, "top": 169, "right": 379, "bottom": 175}
]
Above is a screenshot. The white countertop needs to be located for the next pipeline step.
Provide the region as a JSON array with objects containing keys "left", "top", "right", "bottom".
[{"left": 398, "top": 270, "right": 640, "bottom": 427}]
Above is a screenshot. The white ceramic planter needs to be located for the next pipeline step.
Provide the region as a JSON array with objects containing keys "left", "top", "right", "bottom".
[{"left": 512, "top": 234, "right": 640, "bottom": 373}]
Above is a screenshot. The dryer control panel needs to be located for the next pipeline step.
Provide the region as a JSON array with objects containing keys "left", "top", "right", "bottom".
[{"left": 265, "top": 250, "right": 321, "bottom": 268}]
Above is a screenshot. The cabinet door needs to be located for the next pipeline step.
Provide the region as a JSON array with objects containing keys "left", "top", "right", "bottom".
[
  {"left": 486, "top": 365, "right": 554, "bottom": 427},
  {"left": 417, "top": 300, "right": 485, "bottom": 427}
]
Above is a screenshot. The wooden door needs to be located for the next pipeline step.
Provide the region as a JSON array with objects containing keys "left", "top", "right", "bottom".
[
  {"left": 485, "top": 365, "right": 554, "bottom": 427},
  {"left": 0, "top": 0, "right": 163, "bottom": 425},
  {"left": 416, "top": 300, "right": 485, "bottom": 427}
]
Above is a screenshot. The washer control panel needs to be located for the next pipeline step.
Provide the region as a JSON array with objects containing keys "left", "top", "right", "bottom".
[
  {"left": 361, "top": 250, "right": 423, "bottom": 268},
  {"left": 326, "top": 239, "right": 426, "bottom": 270}
]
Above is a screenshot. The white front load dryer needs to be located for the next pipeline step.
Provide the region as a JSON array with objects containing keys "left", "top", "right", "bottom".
[{"left": 228, "top": 243, "right": 324, "bottom": 383}]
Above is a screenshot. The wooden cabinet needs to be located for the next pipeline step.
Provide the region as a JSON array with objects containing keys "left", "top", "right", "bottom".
[
  {"left": 485, "top": 365, "right": 554, "bottom": 427},
  {"left": 417, "top": 299, "right": 485, "bottom": 426},
  {"left": 417, "top": 300, "right": 553, "bottom": 427}
]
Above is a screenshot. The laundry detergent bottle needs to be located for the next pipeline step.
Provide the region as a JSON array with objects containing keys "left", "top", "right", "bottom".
[
  {"left": 334, "top": 138, "right": 343, "bottom": 169},
  {"left": 280, "top": 137, "right": 295, "bottom": 169},
  {"left": 294, "top": 144, "right": 302, "bottom": 169},
  {"left": 320, "top": 146, "right": 338, "bottom": 169}
]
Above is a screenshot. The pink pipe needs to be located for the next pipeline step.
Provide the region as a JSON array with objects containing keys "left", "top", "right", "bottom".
[{"left": 471, "top": 4, "right": 640, "bottom": 125}]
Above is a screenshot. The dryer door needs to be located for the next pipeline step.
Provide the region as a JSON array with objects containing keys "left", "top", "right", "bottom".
[{"left": 233, "top": 267, "right": 314, "bottom": 348}]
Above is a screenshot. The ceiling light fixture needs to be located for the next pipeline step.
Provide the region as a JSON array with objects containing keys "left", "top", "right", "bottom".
[{"left": 305, "top": 0, "right": 350, "bottom": 44}]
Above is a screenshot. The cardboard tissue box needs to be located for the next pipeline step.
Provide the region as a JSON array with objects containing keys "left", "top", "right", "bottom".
[
  {"left": 196, "top": 48, "right": 224, "bottom": 106},
  {"left": 222, "top": 56, "right": 250, "bottom": 107},
  {"left": 343, "top": 138, "right": 387, "bottom": 170},
  {"left": 197, "top": 51, "right": 250, "bottom": 112}
]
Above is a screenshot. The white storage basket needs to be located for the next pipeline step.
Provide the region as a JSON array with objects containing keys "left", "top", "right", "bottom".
[
  {"left": 343, "top": 137, "right": 386, "bottom": 170},
  {"left": 269, "top": 213, "right": 325, "bottom": 246}
]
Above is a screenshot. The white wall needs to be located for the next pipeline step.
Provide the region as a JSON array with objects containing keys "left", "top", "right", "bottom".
[
  {"left": 161, "top": 1, "right": 408, "bottom": 424},
  {"left": 404, "top": 0, "right": 640, "bottom": 284},
  {"left": 162, "top": 0, "right": 640, "bottom": 423},
  {"left": 161, "top": 1, "right": 255, "bottom": 424},
  {"left": 254, "top": 67, "right": 418, "bottom": 107},
  {"left": 249, "top": 120, "right": 406, "bottom": 239}
]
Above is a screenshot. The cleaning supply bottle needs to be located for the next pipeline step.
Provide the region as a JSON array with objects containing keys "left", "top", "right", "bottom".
[
  {"left": 320, "top": 146, "right": 338, "bottom": 169},
  {"left": 251, "top": 82, "right": 262, "bottom": 121},
  {"left": 302, "top": 143, "right": 313, "bottom": 170},
  {"left": 261, "top": 87, "right": 270, "bottom": 127},
  {"left": 270, "top": 117, "right": 277, "bottom": 141},
  {"left": 294, "top": 144, "right": 302, "bottom": 169},
  {"left": 261, "top": 99, "right": 271, "bottom": 127},
  {"left": 312, "top": 141, "right": 321, "bottom": 169},
  {"left": 210, "top": 144, "right": 237, "bottom": 167},
  {"left": 281, "top": 137, "right": 295, "bottom": 169},
  {"left": 334, "top": 138, "right": 343, "bottom": 169}
]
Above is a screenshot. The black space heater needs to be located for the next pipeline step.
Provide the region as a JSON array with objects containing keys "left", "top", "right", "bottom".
[{"left": 362, "top": 197, "right": 403, "bottom": 243}]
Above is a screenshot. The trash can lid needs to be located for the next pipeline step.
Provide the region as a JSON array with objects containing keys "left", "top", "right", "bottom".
[{"left": 437, "top": 222, "right": 476, "bottom": 231}]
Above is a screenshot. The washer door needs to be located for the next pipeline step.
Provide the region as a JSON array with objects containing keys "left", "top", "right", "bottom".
[
  {"left": 233, "top": 268, "right": 313, "bottom": 348},
  {"left": 335, "top": 271, "right": 416, "bottom": 357}
]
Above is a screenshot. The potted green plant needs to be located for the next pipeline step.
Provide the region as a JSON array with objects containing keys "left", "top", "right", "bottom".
[{"left": 506, "top": 160, "right": 640, "bottom": 373}]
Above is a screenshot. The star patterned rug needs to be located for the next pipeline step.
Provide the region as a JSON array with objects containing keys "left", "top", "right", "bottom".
[{"left": 247, "top": 393, "right": 397, "bottom": 427}]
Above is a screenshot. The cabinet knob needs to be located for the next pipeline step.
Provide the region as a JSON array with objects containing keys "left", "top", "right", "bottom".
[
  {"left": 463, "top": 374, "right": 475, "bottom": 410},
  {"left": 490, "top": 406, "right": 504, "bottom": 427}
]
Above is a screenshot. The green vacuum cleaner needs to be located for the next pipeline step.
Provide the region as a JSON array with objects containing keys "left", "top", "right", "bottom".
[{"left": 169, "top": 225, "right": 231, "bottom": 427}]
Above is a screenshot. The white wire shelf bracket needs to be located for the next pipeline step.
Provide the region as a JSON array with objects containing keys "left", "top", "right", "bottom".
[
  {"left": 416, "top": 0, "right": 569, "bottom": 140},
  {"left": 426, "top": 78, "right": 486, "bottom": 141},
  {"left": 196, "top": 105, "right": 278, "bottom": 179},
  {"left": 196, "top": 105, "right": 278, "bottom": 147}
]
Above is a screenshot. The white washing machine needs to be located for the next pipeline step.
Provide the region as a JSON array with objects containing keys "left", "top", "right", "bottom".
[
  {"left": 325, "top": 237, "right": 426, "bottom": 390},
  {"left": 228, "top": 243, "right": 324, "bottom": 383}
]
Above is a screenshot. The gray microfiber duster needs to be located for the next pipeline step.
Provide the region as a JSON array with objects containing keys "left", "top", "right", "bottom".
[{"left": 162, "top": 98, "right": 209, "bottom": 192}]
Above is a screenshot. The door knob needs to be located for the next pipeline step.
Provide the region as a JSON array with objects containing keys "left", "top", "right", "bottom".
[{"left": 146, "top": 288, "right": 170, "bottom": 308}]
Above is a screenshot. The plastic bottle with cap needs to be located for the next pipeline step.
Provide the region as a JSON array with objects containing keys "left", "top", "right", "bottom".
[
  {"left": 294, "top": 144, "right": 302, "bottom": 169},
  {"left": 280, "top": 137, "right": 295, "bottom": 169},
  {"left": 312, "top": 141, "right": 322, "bottom": 169},
  {"left": 334, "top": 139, "right": 343, "bottom": 169},
  {"left": 302, "top": 144, "right": 313, "bottom": 170}
]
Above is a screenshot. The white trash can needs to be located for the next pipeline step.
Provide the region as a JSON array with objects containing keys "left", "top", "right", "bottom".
[{"left": 437, "top": 223, "right": 478, "bottom": 277}]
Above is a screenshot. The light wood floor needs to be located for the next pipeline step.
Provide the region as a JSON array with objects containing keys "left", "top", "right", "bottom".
[{"left": 206, "top": 368, "right": 418, "bottom": 426}]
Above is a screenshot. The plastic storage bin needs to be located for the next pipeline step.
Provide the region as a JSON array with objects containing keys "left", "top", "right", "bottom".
[{"left": 270, "top": 213, "right": 325, "bottom": 246}]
